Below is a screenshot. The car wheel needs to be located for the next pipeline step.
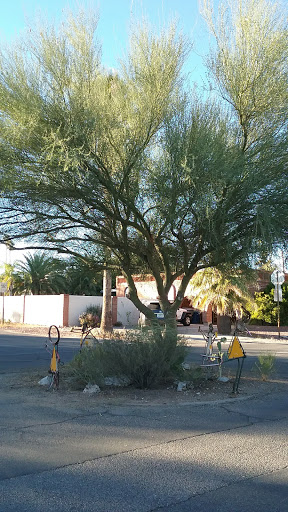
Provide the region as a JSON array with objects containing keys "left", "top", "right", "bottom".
[{"left": 182, "top": 315, "right": 191, "bottom": 326}]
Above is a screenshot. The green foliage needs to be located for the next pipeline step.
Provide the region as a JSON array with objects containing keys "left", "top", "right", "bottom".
[
  {"left": 0, "top": 263, "right": 19, "bottom": 295},
  {"left": 254, "top": 353, "right": 276, "bottom": 381},
  {"left": 63, "top": 257, "right": 103, "bottom": 296},
  {"left": 67, "top": 330, "right": 188, "bottom": 389},
  {"left": 0, "top": 253, "right": 105, "bottom": 296},
  {"left": 250, "top": 282, "right": 288, "bottom": 325},
  {"left": 187, "top": 265, "right": 256, "bottom": 317},
  {"left": 13, "top": 252, "right": 66, "bottom": 295},
  {"left": 0, "top": 3, "right": 287, "bottom": 343},
  {"left": 174, "top": 364, "right": 205, "bottom": 384},
  {"left": 201, "top": 0, "right": 288, "bottom": 150},
  {"left": 65, "top": 345, "right": 107, "bottom": 389},
  {"left": 79, "top": 304, "right": 102, "bottom": 328}
]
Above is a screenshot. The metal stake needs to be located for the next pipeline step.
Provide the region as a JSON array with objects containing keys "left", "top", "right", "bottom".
[
  {"left": 277, "top": 274, "right": 280, "bottom": 339},
  {"left": 232, "top": 358, "right": 245, "bottom": 394}
]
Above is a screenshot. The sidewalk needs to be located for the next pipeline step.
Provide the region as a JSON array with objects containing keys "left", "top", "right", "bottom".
[
  {"left": 177, "top": 323, "right": 288, "bottom": 341},
  {"left": 245, "top": 324, "right": 288, "bottom": 338},
  {"left": 1, "top": 323, "right": 288, "bottom": 339}
]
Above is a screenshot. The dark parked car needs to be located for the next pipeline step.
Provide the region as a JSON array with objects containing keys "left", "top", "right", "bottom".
[{"left": 138, "top": 300, "right": 201, "bottom": 326}]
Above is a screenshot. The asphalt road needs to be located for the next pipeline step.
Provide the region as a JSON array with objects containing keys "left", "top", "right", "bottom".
[
  {"left": 0, "top": 332, "right": 80, "bottom": 373},
  {"left": 0, "top": 331, "right": 288, "bottom": 511},
  {"left": 0, "top": 376, "right": 287, "bottom": 511}
]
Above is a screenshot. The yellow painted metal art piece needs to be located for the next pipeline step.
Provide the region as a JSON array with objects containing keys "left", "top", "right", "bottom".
[{"left": 227, "top": 336, "right": 245, "bottom": 360}]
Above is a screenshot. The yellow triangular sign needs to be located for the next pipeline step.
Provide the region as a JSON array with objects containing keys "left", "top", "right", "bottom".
[
  {"left": 228, "top": 336, "right": 245, "bottom": 359},
  {"left": 50, "top": 347, "right": 57, "bottom": 372}
]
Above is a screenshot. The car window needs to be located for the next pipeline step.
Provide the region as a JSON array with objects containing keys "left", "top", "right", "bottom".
[{"left": 148, "top": 302, "right": 161, "bottom": 310}]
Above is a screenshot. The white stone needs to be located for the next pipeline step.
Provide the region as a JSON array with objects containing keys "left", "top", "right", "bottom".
[
  {"left": 83, "top": 383, "right": 101, "bottom": 394},
  {"left": 218, "top": 376, "right": 229, "bottom": 383},
  {"left": 38, "top": 375, "right": 52, "bottom": 386},
  {"left": 177, "top": 381, "right": 187, "bottom": 392}
]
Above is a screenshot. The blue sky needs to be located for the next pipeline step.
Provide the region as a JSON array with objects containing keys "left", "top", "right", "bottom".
[
  {"left": 0, "top": 0, "right": 212, "bottom": 86},
  {"left": 0, "top": 0, "right": 213, "bottom": 265}
]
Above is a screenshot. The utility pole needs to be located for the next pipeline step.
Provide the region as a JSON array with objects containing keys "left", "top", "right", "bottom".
[
  {"left": 0, "top": 282, "right": 8, "bottom": 324},
  {"left": 100, "top": 268, "right": 113, "bottom": 334},
  {"left": 271, "top": 270, "right": 285, "bottom": 339}
]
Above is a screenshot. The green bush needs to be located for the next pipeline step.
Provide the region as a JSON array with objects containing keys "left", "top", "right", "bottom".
[
  {"left": 65, "top": 345, "right": 106, "bottom": 388},
  {"left": 113, "top": 321, "right": 123, "bottom": 327},
  {"left": 79, "top": 304, "right": 102, "bottom": 328},
  {"left": 115, "top": 332, "right": 187, "bottom": 389},
  {"left": 254, "top": 353, "right": 276, "bottom": 381},
  {"left": 249, "top": 282, "right": 288, "bottom": 326},
  {"left": 175, "top": 364, "right": 205, "bottom": 384},
  {"left": 248, "top": 318, "right": 263, "bottom": 326},
  {"left": 66, "top": 329, "right": 188, "bottom": 389}
]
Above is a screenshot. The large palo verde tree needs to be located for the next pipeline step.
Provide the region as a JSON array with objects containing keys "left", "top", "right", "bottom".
[{"left": 0, "top": 2, "right": 287, "bottom": 346}]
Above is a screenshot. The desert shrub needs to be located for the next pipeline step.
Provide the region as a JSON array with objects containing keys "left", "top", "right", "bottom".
[
  {"left": 79, "top": 304, "right": 102, "bottom": 328},
  {"left": 110, "top": 331, "right": 187, "bottom": 389},
  {"left": 254, "top": 353, "right": 276, "bottom": 381},
  {"left": 175, "top": 364, "right": 205, "bottom": 384},
  {"left": 248, "top": 318, "right": 263, "bottom": 326},
  {"left": 65, "top": 345, "right": 107, "bottom": 388},
  {"left": 249, "top": 283, "right": 288, "bottom": 326},
  {"left": 66, "top": 329, "right": 188, "bottom": 389}
]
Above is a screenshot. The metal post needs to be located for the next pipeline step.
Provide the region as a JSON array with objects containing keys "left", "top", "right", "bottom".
[
  {"left": 232, "top": 358, "right": 244, "bottom": 394},
  {"left": 276, "top": 271, "right": 280, "bottom": 339},
  {"left": 1, "top": 293, "right": 4, "bottom": 325}
]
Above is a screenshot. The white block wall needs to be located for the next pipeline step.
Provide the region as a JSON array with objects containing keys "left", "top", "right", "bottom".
[
  {"left": 68, "top": 296, "right": 103, "bottom": 326},
  {"left": 116, "top": 297, "right": 140, "bottom": 326},
  {"left": 2, "top": 294, "right": 140, "bottom": 327},
  {"left": 24, "top": 295, "right": 65, "bottom": 326},
  {"left": 2, "top": 295, "right": 25, "bottom": 323},
  {"left": 119, "top": 280, "right": 178, "bottom": 301}
]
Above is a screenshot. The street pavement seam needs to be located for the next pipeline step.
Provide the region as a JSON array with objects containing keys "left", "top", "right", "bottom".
[
  {"left": 1, "top": 411, "right": 274, "bottom": 484},
  {"left": 148, "top": 465, "right": 288, "bottom": 512},
  {"left": 220, "top": 403, "right": 288, "bottom": 423}
]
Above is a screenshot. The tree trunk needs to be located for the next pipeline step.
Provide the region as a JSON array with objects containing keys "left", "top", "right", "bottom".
[
  {"left": 163, "top": 308, "right": 178, "bottom": 349},
  {"left": 217, "top": 314, "right": 231, "bottom": 335},
  {"left": 100, "top": 269, "right": 112, "bottom": 334}
]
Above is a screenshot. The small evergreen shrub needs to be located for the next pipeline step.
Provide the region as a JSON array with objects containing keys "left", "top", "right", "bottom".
[
  {"left": 254, "top": 353, "right": 276, "bottom": 381},
  {"left": 66, "top": 329, "right": 188, "bottom": 389},
  {"left": 249, "top": 283, "right": 288, "bottom": 326},
  {"left": 175, "top": 364, "right": 205, "bottom": 384},
  {"left": 79, "top": 304, "right": 102, "bottom": 328},
  {"left": 65, "top": 345, "right": 106, "bottom": 388},
  {"left": 113, "top": 321, "right": 123, "bottom": 327}
]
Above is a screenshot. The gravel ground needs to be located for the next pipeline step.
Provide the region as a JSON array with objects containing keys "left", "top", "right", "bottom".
[{"left": 2, "top": 367, "right": 287, "bottom": 408}]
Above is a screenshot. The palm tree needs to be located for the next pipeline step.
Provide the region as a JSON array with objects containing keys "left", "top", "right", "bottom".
[
  {"left": 63, "top": 257, "right": 102, "bottom": 295},
  {"left": 14, "top": 252, "right": 66, "bottom": 295},
  {"left": 0, "top": 263, "right": 17, "bottom": 294},
  {"left": 187, "top": 266, "right": 256, "bottom": 334}
]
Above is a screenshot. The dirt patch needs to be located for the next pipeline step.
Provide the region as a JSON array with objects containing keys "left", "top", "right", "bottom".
[
  {"left": 2, "top": 368, "right": 287, "bottom": 407},
  {"left": 1, "top": 323, "right": 81, "bottom": 338}
]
